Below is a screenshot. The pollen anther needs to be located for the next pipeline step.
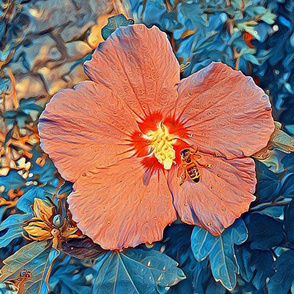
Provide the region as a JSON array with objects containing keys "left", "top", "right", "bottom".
[{"left": 145, "top": 123, "right": 176, "bottom": 170}]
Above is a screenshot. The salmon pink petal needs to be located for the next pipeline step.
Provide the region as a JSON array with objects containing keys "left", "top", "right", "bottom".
[
  {"left": 84, "top": 24, "right": 180, "bottom": 119},
  {"left": 38, "top": 81, "right": 137, "bottom": 182},
  {"left": 176, "top": 62, "right": 274, "bottom": 159},
  {"left": 168, "top": 153, "right": 256, "bottom": 235},
  {"left": 68, "top": 158, "right": 177, "bottom": 250}
]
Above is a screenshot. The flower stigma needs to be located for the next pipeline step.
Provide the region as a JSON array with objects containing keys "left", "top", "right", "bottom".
[{"left": 144, "top": 122, "right": 176, "bottom": 170}]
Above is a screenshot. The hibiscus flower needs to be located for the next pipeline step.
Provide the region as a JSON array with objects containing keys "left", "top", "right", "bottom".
[{"left": 38, "top": 24, "right": 274, "bottom": 250}]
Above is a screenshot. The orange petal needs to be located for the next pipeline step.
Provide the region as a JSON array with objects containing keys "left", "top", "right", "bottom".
[
  {"left": 84, "top": 24, "right": 180, "bottom": 119},
  {"left": 23, "top": 223, "right": 52, "bottom": 240},
  {"left": 68, "top": 158, "right": 177, "bottom": 250},
  {"left": 33, "top": 198, "right": 55, "bottom": 224},
  {"left": 168, "top": 153, "right": 256, "bottom": 235},
  {"left": 39, "top": 81, "right": 137, "bottom": 182},
  {"left": 176, "top": 62, "right": 274, "bottom": 159}
]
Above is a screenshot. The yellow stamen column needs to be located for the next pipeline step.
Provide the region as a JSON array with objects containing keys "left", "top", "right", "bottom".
[{"left": 145, "top": 124, "right": 176, "bottom": 170}]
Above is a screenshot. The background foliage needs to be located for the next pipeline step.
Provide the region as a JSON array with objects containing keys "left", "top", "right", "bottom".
[{"left": 1, "top": 0, "right": 294, "bottom": 293}]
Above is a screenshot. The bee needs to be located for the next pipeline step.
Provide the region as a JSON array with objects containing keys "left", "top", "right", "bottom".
[{"left": 178, "top": 148, "right": 201, "bottom": 186}]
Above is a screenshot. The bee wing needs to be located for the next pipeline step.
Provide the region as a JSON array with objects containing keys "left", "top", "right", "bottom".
[{"left": 177, "top": 164, "right": 186, "bottom": 179}]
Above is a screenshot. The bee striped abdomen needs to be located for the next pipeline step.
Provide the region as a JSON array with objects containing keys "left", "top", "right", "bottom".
[
  {"left": 179, "top": 148, "right": 201, "bottom": 185},
  {"left": 186, "top": 163, "right": 200, "bottom": 182}
]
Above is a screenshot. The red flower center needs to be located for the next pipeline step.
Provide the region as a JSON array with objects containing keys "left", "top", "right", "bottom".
[{"left": 129, "top": 112, "right": 191, "bottom": 174}]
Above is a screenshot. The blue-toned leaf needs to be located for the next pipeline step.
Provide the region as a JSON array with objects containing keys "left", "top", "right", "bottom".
[
  {"left": 0, "top": 206, "right": 8, "bottom": 223},
  {"left": 19, "top": 98, "right": 43, "bottom": 113},
  {"left": 141, "top": 0, "right": 166, "bottom": 29},
  {"left": 93, "top": 248, "right": 185, "bottom": 294},
  {"left": 254, "top": 160, "right": 281, "bottom": 203},
  {"left": 243, "top": 53, "right": 261, "bottom": 65},
  {"left": 2, "top": 111, "right": 17, "bottom": 120},
  {"left": 205, "top": 276, "right": 226, "bottom": 294},
  {"left": 0, "top": 241, "right": 53, "bottom": 294},
  {"left": 0, "top": 78, "right": 10, "bottom": 94},
  {"left": 41, "top": 178, "right": 61, "bottom": 196},
  {"left": 235, "top": 246, "right": 253, "bottom": 283},
  {"left": 267, "top": 250, "right": 294, "bottom": 294},
  {"left": 260, "top": 10, "right": 276, "bottom": 25},
  {"left": 174, "top": 2, "right": 205, "bottom": 40},
  {"left": 16, "top": 187, "right": 47, "bottom": 214},
  {"left": 0, "top": 214, "right": 31, "bottom": 248},
  {"left": 279, "top": 15, "right": 292, "bottom": 28},
  {"left": 39, "top": 249, "right": 60, "bottom": 294},
  {"left": 57, "top": 181, "right": 73, "bottom": 196},
  {"left": 256, "top": 205, "right": 284, "bottom": 218},
  {"left": 163, "top": 223, "right": 211, "bottom": 294},
  {"left": 101, "top": 14, "right": 134, "bottom": 40},
  {"left": 3, "top": 127, "right": 14, "bottom": 146},
  {"left": 254, "top": 23, "right": 273, "bottom": 42},
  {"left": 280, "top": 173, "right": 294, "bottom": 198},
  {"left": 191, "top": 219, "right": 248, "bottom": 290},
  {"left": 50, "top": 254, "right": 94, "bottom": 294},
  {"left": 0, "top": 283, "right": 17, "bottom": 294},
  {"left": 251, "top": 250, "right": 274, "bottom": 290},
  {"left": 284, "top": 199, "right": 294, "bottom": 243},
  {"left": 245, "top": 214, "right": 285, "bottom": 250},
  {"left": 0, "top": 170, "right": 25, "bottom": 193},
  {"left": 28, "top": 145, "right": 57, "bottom": 184}
]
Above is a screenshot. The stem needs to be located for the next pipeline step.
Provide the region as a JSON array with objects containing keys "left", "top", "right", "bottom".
[
  {"left": 165, "top": 0, "right": 172, "bottom": 11},
  {"left": 251, "top": 199, "right": 292, "bottom": 211},
  {"left": 233, "top": 48, "right": 240, "bottom": 70}
]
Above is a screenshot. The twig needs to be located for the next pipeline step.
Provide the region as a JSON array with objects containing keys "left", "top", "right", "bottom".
[{"left": 6, "top": 68, "right": 19, "bottom": 110}]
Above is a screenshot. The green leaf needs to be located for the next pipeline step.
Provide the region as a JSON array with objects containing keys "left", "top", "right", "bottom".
[
  {"left": 93, "top": 248, "right": 185, "bottom": 294},
  {"left": 191, "top": 219, "right": 248, "bottom": 290},
  {"left": 101, "top": 14, "right": 134, "bottom": 40},
  {"left": 0, "top": 241, "right": 57, "bottom": 294}
]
